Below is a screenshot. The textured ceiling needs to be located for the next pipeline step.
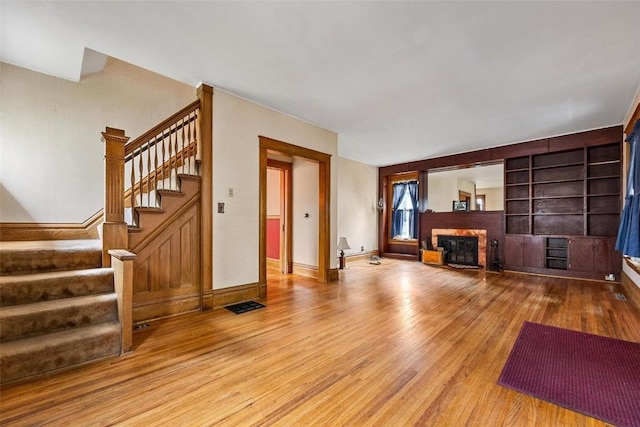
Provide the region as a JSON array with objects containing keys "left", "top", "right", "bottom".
[{"left": 2, "top": 1, "right": 639, "bottom": 166}]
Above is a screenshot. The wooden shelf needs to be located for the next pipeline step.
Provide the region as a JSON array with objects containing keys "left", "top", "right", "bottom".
[
  {"left": 588, "top": 160, "right": 620, "bottom": 166},
  {"left": 532, "top": 195, "right": 583, "bottom": 200},
  {"left": 531, "top": 161, "right": 583, "bottom": 171},
  {"left": 533, "top": 213, "right": 583, "bottom": 216},
  {"left": 587, "top": 193, "right": 619, "bottom": 197},
  {"left": 545, "top": 237, "right": 568, "bottom": 270},
  {"left": 532, "top": 178, "right": 583, "bottom": 185},
  {"left": 587, "top": 175, "right": 620, "bottom": 180}
]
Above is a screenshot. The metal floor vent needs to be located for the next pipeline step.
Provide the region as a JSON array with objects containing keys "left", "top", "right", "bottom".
[{"left": 614, "top": 293, "right": 628, "bottom": 301}]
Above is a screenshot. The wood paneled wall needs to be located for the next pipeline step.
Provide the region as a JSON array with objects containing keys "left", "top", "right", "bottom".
[
  {"left": 378, "top": 125, "right": 622, "bottom": 260},
  {"left": 420, "top": 211, "right": 505, "bottom": 264}
]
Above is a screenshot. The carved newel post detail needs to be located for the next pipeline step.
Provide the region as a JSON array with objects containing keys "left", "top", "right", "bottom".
[{"left": 102, "top": 127, "right": 130, "bottom": 267}]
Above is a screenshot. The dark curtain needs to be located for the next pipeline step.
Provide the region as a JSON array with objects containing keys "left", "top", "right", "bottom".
[
  {"left": 616, "top": 120, "right": 640, "bottom": 257},
  {"left": 407, "top": 181, "right": 419, "bottom": 238},
  {"left": 392, "top": 183, "right": 407, "bottom": 238}
]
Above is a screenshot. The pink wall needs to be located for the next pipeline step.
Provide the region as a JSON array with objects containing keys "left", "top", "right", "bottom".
[{"left": 267, "top": 218, "right": 280, "bottom": 259}]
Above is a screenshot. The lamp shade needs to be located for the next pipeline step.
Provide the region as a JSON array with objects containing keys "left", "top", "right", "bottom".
[{"left": 337, "top": 237, "right": 351, "bottom": 251}]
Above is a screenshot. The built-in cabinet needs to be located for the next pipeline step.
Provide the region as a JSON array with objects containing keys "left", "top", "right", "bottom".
[
  {"left": 379, "top": 125, "right": 623, "bottom": 280},
  {"left": 504, "top": 141, "right": 622, "bottom": 280}
]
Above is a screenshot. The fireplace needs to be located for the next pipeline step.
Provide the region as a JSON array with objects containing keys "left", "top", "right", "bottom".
[
  {"left": 431, "top": 228, "right": 487, "bottom": 268},
  {"left": 437, "top": 235, "right": 479, "bottom": 266}
]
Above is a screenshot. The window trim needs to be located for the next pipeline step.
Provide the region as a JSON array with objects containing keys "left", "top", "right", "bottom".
[{"left": 386, "top": 171, "right": 419, "bottom": 246}]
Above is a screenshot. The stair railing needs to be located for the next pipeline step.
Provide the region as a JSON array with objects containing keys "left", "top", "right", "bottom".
[
  {"left": 124, "top": 100, "right": 201, "bottom": 227},
  {"left": 102, "top": 100, "right": 201, "bottom": 266}
]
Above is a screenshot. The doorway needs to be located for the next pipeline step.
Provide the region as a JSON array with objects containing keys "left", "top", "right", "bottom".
[
  {"left": 259, "top": 136, "right": 332, "bottom": 296},
  {"left": 266, "top": 160, "right": 292, "bottom": 274}
]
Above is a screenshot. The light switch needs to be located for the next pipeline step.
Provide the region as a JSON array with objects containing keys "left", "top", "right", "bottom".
[{"left": 218, "top": 202, "right": 225, "bottom": 213}]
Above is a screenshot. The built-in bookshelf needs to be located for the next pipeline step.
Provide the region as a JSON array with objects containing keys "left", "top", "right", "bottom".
[
  {"left": 546, "top": 237, "right": 568, "bottom": 270},
  {"left": 504, "top": 143, "right": 620, "bottom": 237},
  {"left": 586, "top": 143, "right": 621, "bottom": 236},
  {"left": 504, "top": 156, "right": 530, "bottom": 235}
]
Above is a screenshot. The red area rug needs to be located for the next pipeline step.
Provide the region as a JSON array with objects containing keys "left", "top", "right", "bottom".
[{"left": 498, "top": 321, "right": 640, "bottom": 427}]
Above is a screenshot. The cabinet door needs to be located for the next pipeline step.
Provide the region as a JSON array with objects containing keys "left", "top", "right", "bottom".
[
  {"left": 504, "top": 235, "right": 524, "bottom": 267},
  {"left": 523, "top": 235, "right": 545, "bottom": 268},
  {"left": 593, "top": 237, "right": 622, "bottom": 275},
  {"left": 568, "top": 237, "right": 594, "bottom": 273}
]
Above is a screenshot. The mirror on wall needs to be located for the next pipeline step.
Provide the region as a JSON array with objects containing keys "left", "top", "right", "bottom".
[{"left": 427, "top": 163, "right": 504, "bottom": 212}]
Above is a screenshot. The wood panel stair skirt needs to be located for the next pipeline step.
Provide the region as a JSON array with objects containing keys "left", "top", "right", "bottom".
[{"left": 0, "top": 240, "right": 121, "bottom": 385}]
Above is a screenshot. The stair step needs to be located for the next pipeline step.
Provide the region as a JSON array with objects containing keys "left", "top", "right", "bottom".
[
  {"left": 0, "top": 240, "right": 102, "bottom": 276},
  {"left": 0, "top": 293, "right": 118, "bottom": 342},
  {"left": 0, "top": 322, "right": 121, "bottom": 385},
  {"left": 157, "top": 189, "right": 184, "bottom": 197},
  {"left": 0, "top": 268, "right": 114, "bottom": 307},
  {"left": 178, "top": 174, "right": 201, "bottom": 182},
  {"left": 135, "top": 207, "right": 164, "bottom": 214}
]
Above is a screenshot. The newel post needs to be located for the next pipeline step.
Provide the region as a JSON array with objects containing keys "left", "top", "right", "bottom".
[
  {"left": 102, "top": 127, "right": 130, "bottom": 267},
  {"left": 109, "top": 249, "right": 136, "bottom": 354}
]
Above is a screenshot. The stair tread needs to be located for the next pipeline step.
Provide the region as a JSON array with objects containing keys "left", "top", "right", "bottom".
[
  {"left": 0, "top": 321, "right": 121, "bottom": 385},
  {"left": 0, "top": 267, "right": 112, "bottom": 284},
  {"left": 0, "top": 293, "right": 118, "bottom": 342},
  {"left": 135, "top": 207, "right": 164, "bottom": 213},
  {"left": 0, "top": 239, "right": 101, "bottom": 253},
  {"left": 177, "top": 174, "right": 201, "bottom": 180},
  {"left": 1, "top": 321, "right": 120, "bottom": 351},
  {"left": 156, "top": 189, "right": 184, "bottom": 196},
  {"left": 0, "top": 293, "right": 117, "bottom": 317},
  {"left": 0, "top": 268, "right": 114, "bottom": 307}
]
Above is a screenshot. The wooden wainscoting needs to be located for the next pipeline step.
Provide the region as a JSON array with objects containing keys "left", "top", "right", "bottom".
[
  {"left": 344, "top": 250, "right": 380, "bottom": 264},
  {"left": 0, "top": 211, "right": 103, "bottom": 241},
  {"left": 203, "top": 282, "right": 264, "bottom": 309},
  {"left": 292, "top": 262, "right": 318, "bottom": 279},
  {"left": 132, "top": 202, "right": 201, "bottom": 323}
]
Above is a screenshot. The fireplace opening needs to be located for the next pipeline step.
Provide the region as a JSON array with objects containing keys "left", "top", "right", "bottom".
[{"left": 437, "top": 235, "right": 479, "bottom": 266}]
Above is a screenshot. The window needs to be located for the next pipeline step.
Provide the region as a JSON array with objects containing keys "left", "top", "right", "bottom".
[
  {"left": 476, "top": 194, "right": 486, "bottom": 211},
  {"left": 391, "top": 180, "right": 418, "bottom": 240}
]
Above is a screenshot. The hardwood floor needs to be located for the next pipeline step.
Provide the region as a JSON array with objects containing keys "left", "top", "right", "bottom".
[{"left": 1, "top": 259, "right": 639, "bottom": 426}]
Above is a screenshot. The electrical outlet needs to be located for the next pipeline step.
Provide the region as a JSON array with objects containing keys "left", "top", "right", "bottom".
[
  {"left": 361, "top": 246, "right": 365, "bottom": 251},
  {"left": 228, "top": 188, "right": 234, "bottom": 197}
]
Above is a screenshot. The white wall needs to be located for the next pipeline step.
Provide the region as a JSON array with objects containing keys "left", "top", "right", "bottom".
[
  {"left": 457, "top": 178, "right": 476, "bottom": 210},
  {"left": 0, "top": 60, "right": 195, "bottom": 222},
  {"left": 476, "top": 187, "right": 504, "bottom": 211},
  {"left": 212, "top": 90, "right": 338, "bottom": 289},
  {"left": 336, "top": 156, "right": 378, "bottom": 256},
  {"left": 427, "top": 171, "right": 459, "bottom": 212},
  {"left": 266, "top": 168, "right": 280, "bottom": 216},
  {"left": 292, "top": 158, "right": 319, "bottom": 266}
]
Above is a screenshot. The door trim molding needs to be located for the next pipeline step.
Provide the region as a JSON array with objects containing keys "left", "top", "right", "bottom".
[{"left": 259, "top": 136, "right": 331, "bottom": 289}]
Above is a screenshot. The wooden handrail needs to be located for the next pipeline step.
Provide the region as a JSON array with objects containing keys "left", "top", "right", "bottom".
[
  {"left": 125, "top": 100, "right": 200, "bottom": 156},
  {"left": 125, "top": 114, "right": 197, "bottom": 162},
  {"left": 124, "top": 141, "right": 198, "bottom": 207}
]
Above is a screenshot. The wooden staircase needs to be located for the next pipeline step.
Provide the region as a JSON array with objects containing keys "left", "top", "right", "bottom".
[
  {"left": 0, "top": 86, "right": 212, "bottom": 385},
  {"left": 0, "top": 240, "right": 121, "bottom": 385}
]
